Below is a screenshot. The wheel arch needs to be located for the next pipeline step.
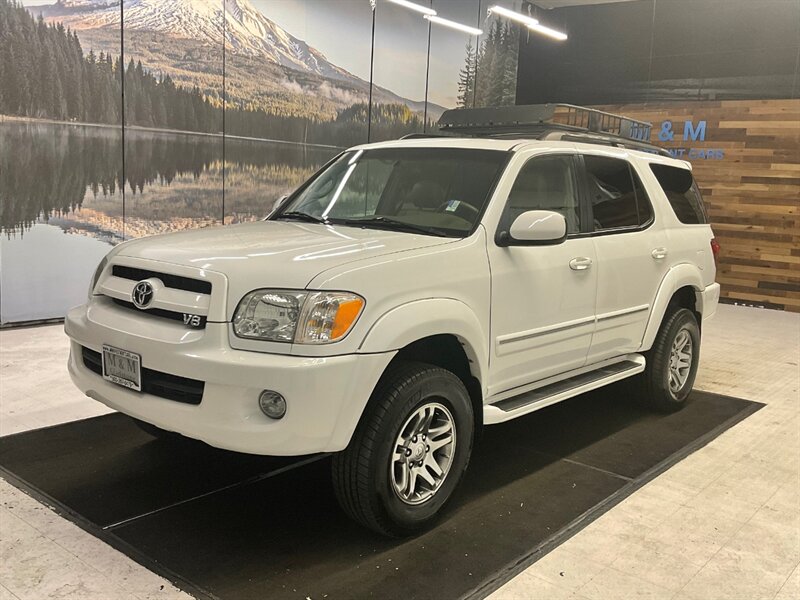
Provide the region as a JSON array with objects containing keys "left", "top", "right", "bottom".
[
  {"left": 641, "top": 264, "right": 705, "bottom": 351},
  {"left": 357, "top": 298, "right": 488, "bottom": 430}
]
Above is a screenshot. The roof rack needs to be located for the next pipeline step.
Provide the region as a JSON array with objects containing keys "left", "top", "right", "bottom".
[
  {"left": 399, "top": 133, "right": 447, "bottom": 140},
  {"left": 436, "top": 104, "right": 669, "bottom": 156}
]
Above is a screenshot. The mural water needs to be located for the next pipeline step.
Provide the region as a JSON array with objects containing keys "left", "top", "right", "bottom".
[{"left": 0, "top": 121, "right": 337, "bottom": 321}]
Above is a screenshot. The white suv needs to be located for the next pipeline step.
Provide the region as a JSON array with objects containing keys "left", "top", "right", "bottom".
[{"left": 65, "top": 108, "right": 720, "bottom": 536}]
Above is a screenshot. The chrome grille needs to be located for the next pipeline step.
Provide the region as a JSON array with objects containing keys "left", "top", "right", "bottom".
[{"left": 112, "top": 265, "right": 212, "bottom": 294}]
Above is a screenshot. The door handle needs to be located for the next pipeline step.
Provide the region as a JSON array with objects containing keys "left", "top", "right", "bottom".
[
  {"left": 651, "top": 247, "right": 668, "bottom": 260},
  {"left": 569, "top": 257, "right": 593, "bottom": 271}
]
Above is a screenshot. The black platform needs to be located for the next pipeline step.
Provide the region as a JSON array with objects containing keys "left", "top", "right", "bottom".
[{"left": 0, "top": 387, "right": 761, "bottom": 600}]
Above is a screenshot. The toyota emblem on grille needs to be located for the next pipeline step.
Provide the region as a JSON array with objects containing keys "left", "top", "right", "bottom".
[{"left": 132, "top": 281, "right": 155, "bottom": 309}]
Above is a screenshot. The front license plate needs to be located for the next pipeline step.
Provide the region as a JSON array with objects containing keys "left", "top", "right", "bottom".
[{"left": 102, "top": 344, "right": 142, "bottom": 392}]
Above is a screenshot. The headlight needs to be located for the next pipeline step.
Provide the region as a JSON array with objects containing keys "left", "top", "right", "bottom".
[
  {"left": 233, "top": 289, "right": 365, "bottom": 344},
  {"left": 233, "top": 290, "right": 307, "bottom": 342}
]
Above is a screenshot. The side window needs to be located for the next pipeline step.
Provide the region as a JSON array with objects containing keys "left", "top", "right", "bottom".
[
  {"left": 650, "top": 164, "right": 708, "bottom": 224},
  {"left": 502, "top": 155, "right": 581, "bottom": 234},
  {"left": 584, "top": 155, "right": 651, "bottom": 231}
]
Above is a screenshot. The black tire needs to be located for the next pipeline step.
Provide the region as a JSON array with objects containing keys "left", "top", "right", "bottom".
[
  {"left": 130, "top": 416, "right": 181, "bottom": 440},
  {"left": 332, "top": 361, "right": 474, "bottom": 537},
  {"left": 634, "top": 308, "right": 701, "bottom": 412}
]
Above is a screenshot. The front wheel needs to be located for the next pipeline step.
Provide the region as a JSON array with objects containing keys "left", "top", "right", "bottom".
[
  {"left": 332, "top": 362, "right": 474, "bottom": 537},
  {"left": 635, "top": 308, "right": 701, "bottom": 412}
]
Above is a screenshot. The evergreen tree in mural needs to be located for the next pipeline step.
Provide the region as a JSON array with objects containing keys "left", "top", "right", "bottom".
[
  {"left": 457, "top": 40, "right": 477, "bottom": 109},
  {"left": 457, "top": 20, "right": 520, "bottom": 109}
]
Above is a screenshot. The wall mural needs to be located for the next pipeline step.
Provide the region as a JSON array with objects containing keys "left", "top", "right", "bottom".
[{"left": 0, "top": 0, "right": 522, "bottom": 323}]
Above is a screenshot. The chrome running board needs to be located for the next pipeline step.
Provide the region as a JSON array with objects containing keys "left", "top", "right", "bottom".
[{"left": 483, "top": 355, "right": 646, "bottom": 425}]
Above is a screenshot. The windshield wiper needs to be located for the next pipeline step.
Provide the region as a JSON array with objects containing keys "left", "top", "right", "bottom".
[
  {"left": 335, "top": 216, "right": 448, "bottom": 237},
  {"left": 275, "top": 211, "right": 329, "bottom": 224}
]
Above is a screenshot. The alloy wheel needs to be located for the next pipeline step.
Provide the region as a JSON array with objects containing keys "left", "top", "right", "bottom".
[
  {"left": 390, "top": 402, "right": 456, "bottom": 505},
  {"left": 668, "top": 327, "right": 693, "bottom": 394}
]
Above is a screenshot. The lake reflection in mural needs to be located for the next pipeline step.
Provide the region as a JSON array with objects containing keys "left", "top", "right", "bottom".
[{"left": 0, "top": 121, "right": 337, "bottom": 322}]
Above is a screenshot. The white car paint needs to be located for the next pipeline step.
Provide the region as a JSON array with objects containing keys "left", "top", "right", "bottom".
[{"left": 65, "top": 137, "right": 720, "bottom": 455}]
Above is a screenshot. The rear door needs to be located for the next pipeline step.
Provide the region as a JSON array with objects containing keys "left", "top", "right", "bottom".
[{"left": 579, "top": 152, "right": 669, "bottom": 363}]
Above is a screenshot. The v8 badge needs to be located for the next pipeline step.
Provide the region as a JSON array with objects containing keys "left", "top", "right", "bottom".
[{"left": 183, "top": 314, "right": 204, "bottom": 328}]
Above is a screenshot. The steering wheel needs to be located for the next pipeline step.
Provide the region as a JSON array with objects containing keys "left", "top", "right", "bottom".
[{"left": 434, "top": 200, "right": 479, "bottom": 222}]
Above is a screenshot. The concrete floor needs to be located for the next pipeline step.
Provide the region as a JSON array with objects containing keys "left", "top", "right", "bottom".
[{"left": 0, "top": 304, "right": 798, "bottom": 600}]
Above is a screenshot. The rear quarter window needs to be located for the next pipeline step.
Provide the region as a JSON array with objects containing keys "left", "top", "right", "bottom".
[{"left": 650, "top": 164, "right": 708, "bottom": 224}]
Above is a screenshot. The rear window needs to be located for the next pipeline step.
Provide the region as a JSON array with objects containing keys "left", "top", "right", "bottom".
[{"left": 650, "top": 164, "right": 708, "bottom": 224}]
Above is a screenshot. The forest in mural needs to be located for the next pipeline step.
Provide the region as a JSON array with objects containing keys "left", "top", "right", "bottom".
[
  {"left": 458, "top": 20, "right": 520, "bottom": 109},
  {"left": 0, "top": 1, "right": 217, "bottom": 131}
]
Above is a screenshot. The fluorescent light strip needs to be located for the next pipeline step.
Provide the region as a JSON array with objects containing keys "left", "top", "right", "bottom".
[
  {"left": 528, "top": 22, "right": 568, "bottom": 41},
  {"left": 386, "top": 0, "right": 436, "bottom": 17},
  {"left": 424, "top": 15, "right": 483, "bottom": 36},
  {"left": 488, "top": 5, "right": 539, "bottom": 28}
]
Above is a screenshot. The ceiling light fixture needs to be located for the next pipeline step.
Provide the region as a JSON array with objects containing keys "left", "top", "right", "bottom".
[
  {"left": 488, "top": 5, "right": 567, "bottom": 41},
  {"left": 488, "top": 5, "right": 539, "bottom": 28},
  {"left": 386, "top": 0, "right": 436, "bottom": 16},
  {"left": 528, "top": 22, "right": 568, "bottom": 41},
  {"left": 424, "top": 14, "right": 483, "bottom": 36}
]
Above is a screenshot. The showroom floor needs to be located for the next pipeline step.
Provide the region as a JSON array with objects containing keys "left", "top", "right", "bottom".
[{"left": 0, "top": 304, "right": 798, "bottom": 600}]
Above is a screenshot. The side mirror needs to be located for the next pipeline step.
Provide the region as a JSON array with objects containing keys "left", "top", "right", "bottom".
[{"left": 497, "top": 210, "right": 567, "bottom": 246}]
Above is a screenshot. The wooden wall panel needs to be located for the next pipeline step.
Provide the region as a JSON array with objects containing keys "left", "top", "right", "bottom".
[{"left": 593, "top": 100, "right": 800, "bottom": 312}]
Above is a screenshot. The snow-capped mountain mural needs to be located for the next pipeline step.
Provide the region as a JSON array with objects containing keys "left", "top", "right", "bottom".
[
  {"left": 32, "top": 0, "right": 441, "bottom": 118},
  {"left": 40, "top": 0, "right": 352, "bottom": 80}
]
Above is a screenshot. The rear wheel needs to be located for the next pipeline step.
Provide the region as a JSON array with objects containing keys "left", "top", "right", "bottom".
[
  {"left": 635, "top": 308, "right": 701, "bottom": 412},
  {"left": 332, "top": 361, "right": 474, "bottom": 537}
]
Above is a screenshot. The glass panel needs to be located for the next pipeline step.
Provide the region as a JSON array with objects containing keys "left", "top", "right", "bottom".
[
  {"left": 223, "top": 1, "right": 371, "bottom": 224},
  {"left": 1, "top": 0, "right": 122, "bottom": 323},
  {"left": 428, "top": 0, "right": 482, "bottom": 112},
  {"left": 122, "top": 0, "right": 224, "bottom": 239},
  {"left": 370, "top": 0, "right": 431, "bottom": 141}
]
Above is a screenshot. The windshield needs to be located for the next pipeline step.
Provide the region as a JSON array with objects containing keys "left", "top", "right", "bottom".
[{"left": 273, "top": 147, "right": 508, "bottom": 237}]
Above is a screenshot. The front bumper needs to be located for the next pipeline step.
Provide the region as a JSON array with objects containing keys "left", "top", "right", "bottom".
[{"left": 65, "top": 302, "right": 395, "bottom": 455}]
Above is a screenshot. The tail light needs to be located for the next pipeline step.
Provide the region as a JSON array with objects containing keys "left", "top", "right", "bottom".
[{"left": 710, "top": 238, "right": 720, "bottom": 264}]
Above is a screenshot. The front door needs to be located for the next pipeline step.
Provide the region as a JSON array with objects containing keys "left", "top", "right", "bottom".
[{"left": 487, "top": 153, "right": 597, "bottom": 398}]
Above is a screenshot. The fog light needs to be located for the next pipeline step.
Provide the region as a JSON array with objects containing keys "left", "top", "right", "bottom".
[{"left": 258, "top": 390, "right": 286, "bottom": 419}]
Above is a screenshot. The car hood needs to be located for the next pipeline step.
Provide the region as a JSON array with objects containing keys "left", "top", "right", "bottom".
[{"left": 116, "top": 220, "right": 454, "bottom": 290}]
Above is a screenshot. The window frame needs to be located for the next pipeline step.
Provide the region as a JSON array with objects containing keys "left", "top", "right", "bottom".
[
  {"left": 493, "top": 152, "right": 590, "bottom": 246},
  {"left": 576, "top": 153, "right": 656, "bottom": 236}
]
